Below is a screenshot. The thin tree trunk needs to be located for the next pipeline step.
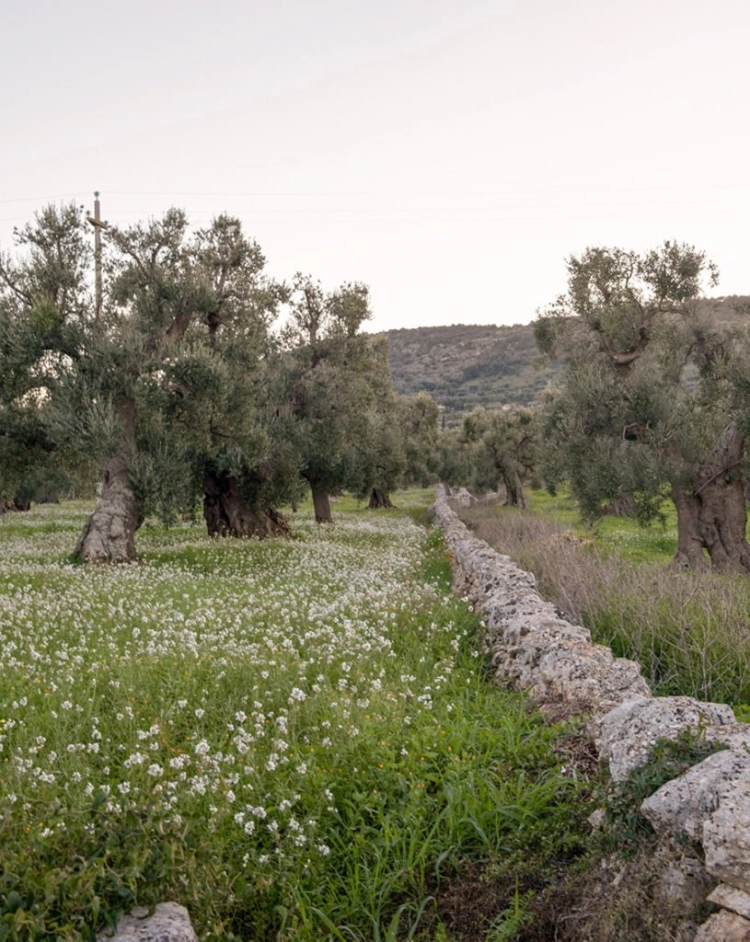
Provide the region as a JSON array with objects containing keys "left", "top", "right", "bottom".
[
  {"left": 502, "top": 470, "right": 526, "bottom": 509},
  {"left": 368, "top": 488, "right": 393, "bottom": 509},
  {"left": 310, "top": 483, "right": 333, "bottom": 524},
  {"left": 73, "top": 453, "right": 142, "bottom": 563},
  {"left": 671, "top": 424, "right": 750, "bottom": 574},
  {"left": 203, "top": 471, "right": 290, "bottom": 539}
]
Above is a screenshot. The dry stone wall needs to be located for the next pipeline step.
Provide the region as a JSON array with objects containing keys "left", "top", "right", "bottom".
[{"left": 430, "top": 487, "right": 750, "bottom": 941}]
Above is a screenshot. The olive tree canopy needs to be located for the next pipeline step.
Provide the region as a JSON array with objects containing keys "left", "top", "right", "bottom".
[{"left": 535, "top": 241, "right": 750, "bottom": 573}]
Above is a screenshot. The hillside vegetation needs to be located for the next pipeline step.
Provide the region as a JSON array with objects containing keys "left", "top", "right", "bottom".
[
  {"left": 385, "top": 324, "right": 560, "bottom": 421},
  {"left": 384, "top": 296, "right": 750, "bottom": 423}
]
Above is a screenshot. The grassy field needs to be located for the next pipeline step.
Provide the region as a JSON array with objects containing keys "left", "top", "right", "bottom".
[
  {"left": 462, "top": 490, "right": 750, "bottom": 711},
  {"left": 520, "top": 490, "right": 679, "bottom": 565},
  {"left": 0, "top": 494, "right": 590, "bottom": 941}
]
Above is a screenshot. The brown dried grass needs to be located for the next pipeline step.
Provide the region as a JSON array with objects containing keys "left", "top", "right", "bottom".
[{"left": 461, "top": 506, "right": 750, "bottom": 707}]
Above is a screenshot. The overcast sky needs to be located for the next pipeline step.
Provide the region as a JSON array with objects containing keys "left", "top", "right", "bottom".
[{"left": 2, "top": 0, "right": 750, "bottom": 332}]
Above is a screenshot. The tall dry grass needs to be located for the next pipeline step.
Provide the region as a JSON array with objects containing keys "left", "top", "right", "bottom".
[{"left": 461, "top": 506, "right": 750, "bottom": 707}]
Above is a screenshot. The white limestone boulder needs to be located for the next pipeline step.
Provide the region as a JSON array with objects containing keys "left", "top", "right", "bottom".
[
  {"left": 596, "top": 696, "right": 736, "bottom": 782},
  {"left": 694, "top": 910, "right": 750, "bottom": 941},
  {"left": 708, "top": 883, "right": 750, "bottom": 920},
  {"left": 97, "top": 903, "right": 198, "bottom": 942},
  {"left": 641, "top": 749, "right": 750, "bottom": 841},
  {"left": 447, "top": 487, "right": 476, "bottom": 507},
  {"left": 703, "top": 778, "right": 750, "bottom": 894}
]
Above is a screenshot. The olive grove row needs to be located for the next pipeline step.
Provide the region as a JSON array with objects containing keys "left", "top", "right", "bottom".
[
  {"left": 0, "top": 204, "right": 441, "bottom": 561},
  {"left": 442, "top": 242, "right": 750, "bottom": 574},
  {"left": 3, "top": 206, "right": 749, "bottom": 573}
]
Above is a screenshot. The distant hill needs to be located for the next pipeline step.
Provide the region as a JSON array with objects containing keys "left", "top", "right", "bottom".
[
  {"left": 384, "top": 297, "right": 750, "bottom": 426},
  {"left": 384, "top": 323, "right": 561, "bottom": 424}
]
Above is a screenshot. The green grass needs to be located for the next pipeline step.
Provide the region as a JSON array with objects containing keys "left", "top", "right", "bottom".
[
  {"left": 0, "top": 493, "right": 589, "bottom": 941},
  {"left": 524, "top": 489, "right": 679, "bottom": 565}
]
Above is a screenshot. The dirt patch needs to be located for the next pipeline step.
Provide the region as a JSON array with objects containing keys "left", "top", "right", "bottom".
[
  {"left": 517, "top": 843, "right": 712, "bottom": 942},
  {"left": 412, "top": 853, "right": 585, "bottom": 942},
  {"left": 427, "top": 861, "right": 512, "bottom": 940}
]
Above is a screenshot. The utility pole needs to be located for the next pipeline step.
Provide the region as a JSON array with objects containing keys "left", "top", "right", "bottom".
[{"left": 87, "top": 191, "right": 109, "bottom": 320}]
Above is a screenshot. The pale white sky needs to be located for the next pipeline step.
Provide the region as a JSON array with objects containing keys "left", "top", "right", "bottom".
[{"left": 2, "top": 0, "right": 750, "bottom": 331}]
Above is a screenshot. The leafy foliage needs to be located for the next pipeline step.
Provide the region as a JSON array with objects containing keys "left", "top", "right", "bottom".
[
  {"left": 534, "top": 242, "right": 750, "bottom": 571},
  {"left": 1, "top": 204, "right": 433, "bottom": 552},
  {"left": 281, "top": 275, "right": 410, "bottom": 512},
  {"left": 460, "top": 406, "right": 539, "bottom": 505}
]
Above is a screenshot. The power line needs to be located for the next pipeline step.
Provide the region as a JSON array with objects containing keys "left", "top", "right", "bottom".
[
  {"left": 102, "top": 183, "right": 750, "bottom": 196},
  {"left": 4, "top": 182, "right": 750, "bottom": 205},
  {"left": 0, "top": 193, "right": 87, "bottom": 205},
  {"left": 4, "top": 191, "right": 750, "bottom": 229}
]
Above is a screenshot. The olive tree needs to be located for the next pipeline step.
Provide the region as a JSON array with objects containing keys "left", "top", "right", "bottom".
[
  {"left": 2, "top": 206, "right": 294, "bottom": 561},
  {"left": 400, "top": 392, "right": 441, "bottom": 489},
  {"left": 281, "top": 275, "right": 389, "bottom": 522},
  {"left": 461, "top": 405, "right": 538, "bottom": 507},
  {"left": 535, "top": 241, "right": 750, "bottom": 572},
  {"left": 0, "top": 204, "right": 96, "bottom": 511},
  {"left": 172, "top": 215, "right": 297, "bottom": 539}
]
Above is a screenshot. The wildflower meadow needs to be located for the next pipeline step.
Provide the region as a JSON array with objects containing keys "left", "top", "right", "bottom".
[{"left": 0, "top": 497, "right": 586, "bottom": 941}]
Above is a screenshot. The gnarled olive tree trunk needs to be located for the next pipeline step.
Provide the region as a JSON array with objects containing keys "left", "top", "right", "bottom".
[
  {"left": 203, "top": 471, "right": 290, "bottom": 539},
  {"left": 670, "top": 482, "right": 712, "bottom": 573},
  {"left": 671, "top": 424, "right": 750, "bottom": 574},
  {"left": 74, "top": 400, "right": 144, "bottom": 564},
  {"left": 1, "top": 498, "right": 31, "bottom": 514},
  {"left": 310, "top": 483, "right": 333, "bottom": 524},
  {"left": 605, "top": 494, "right": 638, "bottom": 517},
  {"left": 501, "top": 470, "right": 526, "bottom": 509},
  {"left": 74, "top": 453, "right": 143, "bottom": 563},
  {"left": 368, "top": 488, "right": 393, "bottom": 509}
]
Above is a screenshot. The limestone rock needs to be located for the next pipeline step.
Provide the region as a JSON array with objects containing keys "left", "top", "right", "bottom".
[
  {"left": 708, "top": 883, "right": 750, "bottom": 920},
  {"left": 705, "top": 722, "right": 750, "bottom": 753},
  {"left": 96, "top": 903, "right": 198, "bottom": 942},
  {"left": 694, "top": 910, "right": 750, "bottom": 941},
  {"left": 703, "top": 779, "right": 750, "bottom": 894},
  {"left": 492, "top": 625, "right": 596, "bottom": 690},
  {"left": 447, "top": 487, "right": 476, "bottom": 508},
  {"left": 595, "top": 656, "right": 652, "bottom": 710},
  {"left": 641, "top": 749, "right": 750, "bottom": 840},
  {"left": 533, "top": 643, "right": 650, "bottom": 714},
  {"left": 596, "top": 697, "right": 736, "bottom": 782},
  {"left": 496, "top": 612, "right": 589, "bottom": 648}
]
